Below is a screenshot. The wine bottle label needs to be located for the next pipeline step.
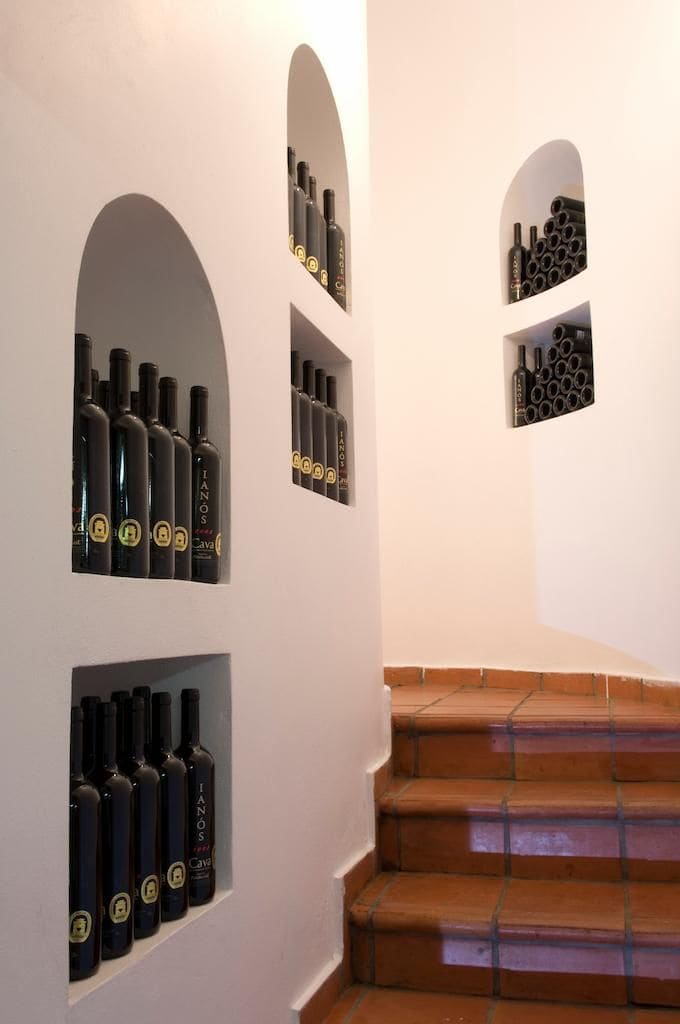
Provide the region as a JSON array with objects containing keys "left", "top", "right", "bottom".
[
  {"left": 215, "top": 532, "right": 222, "bottom": 557},
  {"left": 326, "top": 467, "right": 337, "bottom": 485},
  {"left": 69, "top": 910, "right": 92, "bottom": 944},
  {"left": 306, "top": 255, "right": 319, "bottom": 273},
  {"left": 312, "top": 462, "right": 324, "bottom": 481},
  {"left": 336, "top": 239, "right": 346, "bottom": 295},
  {"left": 292, "top": 449, "right": 301, "bottom": 470},
  {"left": 301, "top": 456, "right": 312, "bottom": 476},
  {"left": 295, "top": 244, "right": 306, "bottom": 263},
  {"left": 321, "top": 269, "right": 329, "bottom": 287},
  {"left": 152, "top": 520, "right": 173, "bottom": 548},
  {"left": 118, "top": 518, "right": 142, "bottom": 547},
  {"left": 108, "top": 892, "right": 131, "bottom": 923},
  {"left": 88, "top": 513, "right": 110, "bottom": 543},
  {"left": 288, "top": 233, "right": 294, "bottom": 253},
  {"left": 167, "top": 862, "right": 186, "bottom": 889},
  {"left": 175, "top": 526, "right": 189, "bottom": 552},
  {"left": 189, "top": 782, "right": 213, "bottom": 881},
  {"left": 140, "top": 875, "right": 159, "bottom": 904}
]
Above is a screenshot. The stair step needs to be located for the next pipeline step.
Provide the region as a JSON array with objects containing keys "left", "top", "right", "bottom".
[
  {"left": 392, "top": 690, "right": 680, "bottom": 781},
  {"left": 349, "top": 872, "right": 680, "bottom": 1006},
  {"left": 323, "top": 985, "right": 680, "bottom": 1023},
  {"left": 378, "top": 779, "right": 680, "bottom": 880}
]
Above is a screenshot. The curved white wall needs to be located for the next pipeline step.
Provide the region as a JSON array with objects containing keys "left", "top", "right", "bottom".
[{"left": 369, "top": 0, "right": 680, "bottom": 679}]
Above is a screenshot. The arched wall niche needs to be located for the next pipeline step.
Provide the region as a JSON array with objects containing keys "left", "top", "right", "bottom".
[
  {"left": 500, "top": 139, "right": 585, "bottom": 303},
  {"left": 75, "top": 194, "right": 230, "bottom": 580},
  {"left": 287, "top": 43, "right": 352, "bottom": 310}
]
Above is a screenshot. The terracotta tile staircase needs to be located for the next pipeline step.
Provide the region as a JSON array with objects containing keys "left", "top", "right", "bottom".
[{"left": 322, "top": 677, "right": 680, "bottom": 1023}]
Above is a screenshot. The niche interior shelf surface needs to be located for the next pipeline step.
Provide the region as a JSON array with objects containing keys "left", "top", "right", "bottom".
[
  {"left": 287, "top": 253, "right": 354, "bottom": 361},
  {"left": 501, "top": 268, "right": 590, "bottom": 337}
]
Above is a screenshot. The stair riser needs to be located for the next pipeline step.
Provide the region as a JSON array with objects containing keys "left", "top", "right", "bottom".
[
  {"left": 380, "top": 816, "right": 680, "bottom": 882},
  {"left": 394, "top": 731, "right": 680, "bottom": 782},
  {"left": 351, "top": 925, "right": 680, "bottom": 1006}
]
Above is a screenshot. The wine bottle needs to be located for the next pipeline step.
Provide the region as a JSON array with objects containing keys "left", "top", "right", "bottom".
[
  {"left": 575, "top": 251, "right": 587, "bottom": 272},
  {"left": 121, "top": 697, "right": 161, "bottom": 939},
  {"left": 324, "top": 189, "right": 347, "bottom": 310},
  {"left": 560, "top": 373, "right": 574, "bottom": 395},
  {"left": 547, "top": 230, "right": 561, "bottom": 252},
  {"left": 97, "top": 380, "right": 110, "bottom": 413},
  {"left": 81, "top": 695, "right": 100, "bottom": 778},
  {"left": 556, "top": 208, "right": 586, "bottom": 229},
  {"left": 512, "top": 345, "right": 530, "bottom": 427},
  {"left": 554, "top": 359, "right": 568, "bottom": 380},
  {"left": 139, "top": 363, "right": 175, "bottom": 580},
  {"left": 189, "top": 386, "right": 222, "bottom": 584},
  {"left": 567, "top": 353, "right": 593, "bottom": 374},
  {"left": 525, "top": 404, "right": 538, "bottom": 425},
  {"left": 547, "top": 345, "right": 560, "bottom": 365},
  {"left": 292, "top": 350, "right": 313, "bottom": 490},
  {"left": 533, "top": 346, "right": 544, "bottom": 381},
  {"left": 560, "top": 259, "right": 576, "bottom": 280},
  {"left": 526, "top": 256, "right": 540, "bottom": 279},
  {"left": 298, "top": 162, "right": 320, "bottom": 282},
  {"left": 573, "top": 368, "right": 593, "bottom": 390},
  {"left": 568, "top": 236, "right": 586, "bottom": 257},
  {"left": 531, "top": 272, "right": 547, "bottom": 295},
  {"left": 566, "top": 390, "right": 580, "bottom": 412},
  {"left": 290, "top": 352, "right": 301, "bottom": 486},
  {"left": 537, "top": 365, "right": 552, "bottom": 387},
  {"left": 562, "top": 222, "right": 587, "bottom": 242},
  {"left": 310, "top": 176, "right": 328, "bottom": 290},
  {"left": 553, "top": 323, "right": 591, "bottom": 344},
  {"left": 539, "top": 252, "right": 554, "bottom": 273},
  {"left": 547, "top": 379, "right": 560, "bottom": 400},
  {"left": 110, "top": 689, "right": 130, "bottom": 765},
  {"left": 530, "top": 384, "right": 545, "bottom": 405},
  {"left": 559, "top": 336, "right": 592, "bottom": 358},
  {"left": 547, "top": 266, "right": 561, "bottom": 288},
  {"left": 529, "top": 225, "right": 538, "bottom": 251},
  {"left": 554, "top": 244, "right": 568, "bottom": 266},
  {"left": 287, "top": 146, "right": 296, "bottom": 253},
  {"left": 159, "top": 377, "right": 192, "bottom": 581},
  {"left": 534, "top": 237, "right": 547, "bottom": 258},
  {"left": 315, "top": 369, "right": 339, "bottom": 501},
  {"left": 73, "top": 334, "right": 112, "bottom": 575},
  {"left": 520, "top": 280, "right": 533, "bottom": 299},
  {"left": 69, "top": 707, "right": 102, "bottom": 981},
  {"left": 303, "top": 360, "right": 327, "bottom": 496},
  {"left": 90, "top": 702, "right": 134, "bottom": 960},
  {"left": 150, "top": 692, "right": 189, "bottom": 922},
  {"left": 508, "top": 222, "right": 526, "bottom": 303},
  {"left": 130, "top": 390, "right": 140, "bottom": 417},
  {"left": 175, "top": 689, "right": 216, "bottom": 906},
  {"left": 91, "top": 367, "right": 99, "bottom": 398},
  {"left": 551, "top": 195, "right": 585, "bottom": 216},
  {"left": 538, "top": 399, "right": 553, "bottom": 421},
  {"left": 132, "top": 685, "right": 153, "bottom": 760},
  {"left": 327, "top": 376, "right": 349, "bottom": 505},
  {"left": 553, "top": 395, "right": 567, "bottom": 416},
  {"left": 289, "top": 147, "right": 306, "bottom": 263},
  {"left": 544, "top": 217, "right": 556, "bottom": 237},
  {"left": 582, "top": 384, "right": 595, "bottom": 407},
  {"left": 109, "top": 349, "right": 150, "bottom": 578}
]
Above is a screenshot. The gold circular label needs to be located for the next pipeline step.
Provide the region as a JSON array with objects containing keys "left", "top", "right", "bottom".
[
  {"left": 295, "top": 244, "right": 306, "bottom": 263},
  {"left": 312, "top": 462, "right": 324, "bottom": 480},
  {"left": 306, "top": 255, "right": 319, "bottom": 273},
  {"left": 88, "top": 513, "right": 110, "bottom": 543},
  {"left": 167, "top": 861, "right": 186, "bottom": 890},
  {"left": 301, "top": 456, "right": 312, "bottom": 475},
  {"left": 109, "top": 892, "right": 131, "bottom": 923},
  {"left": 215, "top": 532, "right": 222, "bottom": 557},
  {"left": 140, "top": 874, "right": 159, "bottom": 905},
  {"left": 321, "top": 269, "right": 329, "bottom": 287},
  {"left": 152, "top": 520, "right": 173, "bottom": 547},
  {"left": 175, "top": 526, "right": 189, "bottom": 552},
  {"left": 69, "top": 910, "right": 92, "bottom": 943},
  {"left": 292, "top": 450, "right": 301, "bottom": 469},
  {"left": 118, "top": 518, "right": 142, "bottom": 547},
  {"left": 326, "top": 468, "right": 337, "bottom": 485}
]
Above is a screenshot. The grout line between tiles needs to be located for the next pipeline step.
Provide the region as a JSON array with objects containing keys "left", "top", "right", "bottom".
[
  {"left": 502, "top": 780, "right": 515, "bottom": 877},
  {"left": 490, "top": 875, "right": 511, "bottom": 997},
  {"left": 342, "top": 985, "right": 369, "bottom": 1024},
  {"left": 608, "top": 695, "right": 619, "bottom": 781},
  {"left": 485, "top": 997, "right": 497, "bottom": 1023},
  {"left": 507, "top": 691, "right": 536, "bottom": 780}
]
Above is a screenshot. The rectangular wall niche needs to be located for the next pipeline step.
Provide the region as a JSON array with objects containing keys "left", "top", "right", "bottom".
[{"left": 71, "top": 653, "right": 232, "bottom": 894}]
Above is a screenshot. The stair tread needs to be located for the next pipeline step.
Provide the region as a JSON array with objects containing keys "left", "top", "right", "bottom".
[
  {"left": 323, "top": 985, "right": 680, "bottom": 1022},
  {"left": 351, "top": 872, "right": 680, "bottom": 946}
]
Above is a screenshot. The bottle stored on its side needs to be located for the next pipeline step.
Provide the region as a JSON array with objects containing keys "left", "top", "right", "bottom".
[
  {"left": 150, "top": 692, "right": 189, "bottom": 921},
  {"left": 287, "top": 146, "right": 296, "bottom": 253},
  {"left": 298, "top": 161, "right": 320, "bottom": 282},
  {"left": 159, "top": 377, "right": 192, "bottom": 581},
  {"left": 315, "top": 368, "right": 339, "bottom": 501},
  {"left": 81, "top": 695, "right": 101, "bottom": 778},
  {"left": 189, "top": 386, "right": 222, "bottom": 583},
  {"left": 303, "top": 360, "right": 326, "bottom": 496},
  {"left": 310, "top": 176, "right": 328, "bottom": 289},
  {"left": 324, "top": 189, "right": 347, "bottom": 310},
  {"left": 69, "top": 707, "right": 102, "bottom": 981},
  {"left": 291, "top": 354, "right": 301, "bottom": 486},
  {"left": 139, "top": 363, "right": 175, "bottom": 580},
  {"left": 289, "top": 147, "right": 306, "bottom": 264},
  {"left": 121, "top": 697, "right": 161, "bottom": 939},
  {"left": 175, "top": 689, "right": 216, "bottom": 906},
  {"left": 508, "top": 222, "right": 526, "bottom": 303},
  {"left": 327, "top": 376, "right": 349, "bottom": 505},
  {"left": 512, "top": 344, "right": 530, "bottom": 427},
  {"left": 550, "top": 195, "right": 586, "bottom": 216},
  {"left": 132, "top": 685, "right": 153, "bottom": 761},
  {"left": 90, "top": 703, "right": 134, "bottom": 960},
  {"left": 109, "top": 349, "right": 150, "bottom": 578},
  {"left": 292, "top": 350, "right": 313, "bottom": 490},
  {"left": 73, "top": 334, "right": 111, "bottom": 575}
]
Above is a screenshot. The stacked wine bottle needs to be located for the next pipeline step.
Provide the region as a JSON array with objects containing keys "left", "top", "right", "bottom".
[
  {"left": 291, "top": 351, "right": 350, "bottom": 503},
  {"left": 72, "top": 333, "right": 222, "bottom": 581},
  {"left": 512, "top": 322, "right": 594, "bottom": 427},
  {"left": 69, "top": 687, "right": 215, "bottom": 981},
  {"left": 287, "top": 146, "right": 347, "bottom": 311},
  {"left": 508, "top": 195, "right": 587, "bottom": 303}
]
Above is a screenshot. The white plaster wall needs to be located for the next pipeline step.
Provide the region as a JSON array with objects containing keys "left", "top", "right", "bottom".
[
  {"left": 0, "top": 3, "right": 384, "bottom": 1022},
  {"left": 369, "top": 0, "right": 680, "bottom": 679}
]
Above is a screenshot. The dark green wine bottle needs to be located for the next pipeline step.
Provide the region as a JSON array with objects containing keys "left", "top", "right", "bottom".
[
  {"left": 69, "top": 707, "right": 102, "bottom": 981},
  {"left": 189, "top": 387, "right": 222, "bottom": 583}
]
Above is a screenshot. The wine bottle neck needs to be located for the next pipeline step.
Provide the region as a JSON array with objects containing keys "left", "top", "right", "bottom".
[
  {"left": 96, "top": 706, "right": 118, "bottom": 771},
  {"left": 518, "top": 345, "right": 526, "bottom": 368},
  {"left": 309, "top": 176, "right": 318, "bottom": 203},
  {"left": 130, "top": 700, "right": 146, "bottom": 761},
  {"left": 181, "top": 699, "right": 201, "bottom": 747},
  {"left": 513, "top": 222, "right": 522, "bottom": 246},
  {"left": 75, "top": 334, "right": 93, "bottom": 403},
  {"left": 315, "top": 369, "right": 327, "bottom": 405},
  {"left": 303, "top": 361, "right": 316, "bottom": 399},
  {"left": 140, "top": 363, "right": 160, "bottom": 422},
  {"left": 287, "top": 146, "right": 295, "bottom": 177},
  {"left": 324, "top": 189, "right": 336, "bottom": 223},
  {"left": 297, "top": 161, "right": 310, "bottom": 195},
  {"left": 327, "top": 377, "right": 337, "bottom": 410},
  {"left": 190, "top": 388, "right": 209, "bottom": 440},
  {"left": 110, "top": 349, "right": 132, "bottom": 414},
  {"left": 70, "top": 711, "right": 84, "bottom": 779},
  {"left": 152, "top": 698, "right": 173, "bottom": 753},
  {"left": 291, "top": 350, "right": 302, "bottom": 390},
  {"left": 159, "top": 378, "right": 179, "bottom": 431}
]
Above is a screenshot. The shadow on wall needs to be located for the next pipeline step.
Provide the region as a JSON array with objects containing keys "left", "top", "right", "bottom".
[{"left": 75, "top": 193, "right": 231, "bottom": 580}]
